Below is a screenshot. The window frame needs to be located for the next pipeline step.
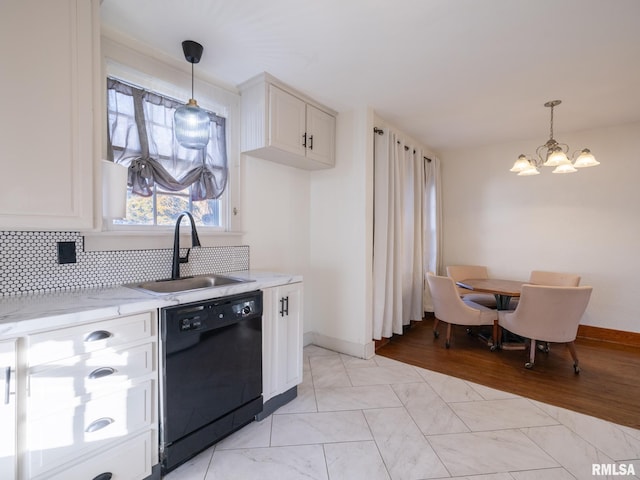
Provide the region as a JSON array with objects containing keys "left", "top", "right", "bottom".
[{"left": 87, "top": 35, "right": 243, "bottom": 251}]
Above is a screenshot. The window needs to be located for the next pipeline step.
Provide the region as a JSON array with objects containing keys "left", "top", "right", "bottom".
[{"left": 106, "top": 77, "right": 228, "bottom": 228}]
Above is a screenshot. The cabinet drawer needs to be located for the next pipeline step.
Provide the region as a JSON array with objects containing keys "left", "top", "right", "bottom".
[
  {"left": 27, "top": 380, "right": 153, "bottom": 478},
  {"left": 29, "top": 343, "right": 154, "bottom": 415},
  {"left": 28, "top": 312, "right": 153, "bottom": 366},
  {"left": 44, "top": 431, "right": 154, "bottom": 480}
]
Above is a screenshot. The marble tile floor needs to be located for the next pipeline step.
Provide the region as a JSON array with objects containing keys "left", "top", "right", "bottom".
[{"left": 165, "top": 345, "right": 640, "bottom": 480}]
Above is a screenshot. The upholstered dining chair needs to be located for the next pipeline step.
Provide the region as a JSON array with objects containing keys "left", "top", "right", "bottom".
[
  {"left": 427, "top": 272, "right": 498, "bottom": 349},
  {"left": 529, "top": 270, "right": 581, "bottom": 287},
  {"left": 497, "top": 285, "right": 593, "bottom": 373},
  {"left": 446, "top": 265, "right": 497, "bottom": 308},
  {"left": 509, "top": 270, "right": 582, "bottom": 351}
]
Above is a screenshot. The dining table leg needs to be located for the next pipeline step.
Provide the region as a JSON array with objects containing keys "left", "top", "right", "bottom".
[{"left": 494, "top": 294, "right": 513, "bottom": 311}]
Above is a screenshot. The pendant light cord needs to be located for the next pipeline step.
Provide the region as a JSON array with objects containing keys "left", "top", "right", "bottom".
[{"left": 191, "top": 62, "right": 195, "bottom": 100}]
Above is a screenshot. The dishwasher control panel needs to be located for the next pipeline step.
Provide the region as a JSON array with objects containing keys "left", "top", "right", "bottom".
[
  {"left": 163, "top": 290, "right": 263, "bottom": 335},
  {"left": 179, "top": 315, "right": 202, "bottom": 331}
]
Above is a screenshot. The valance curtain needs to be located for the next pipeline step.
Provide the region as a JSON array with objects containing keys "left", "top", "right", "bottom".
[
  {"left": 372, "top": 128, "right": 442, "bottom": 339},
  {"left": 106, "top": 77, "right": 228, "bottom": 201}
]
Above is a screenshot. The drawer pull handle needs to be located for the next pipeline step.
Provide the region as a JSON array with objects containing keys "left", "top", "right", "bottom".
[
  {"left": 4, "top": 366, "right": 10, "bottom": 405},
  {"left": 92, "top": 473, "right": 113, "bottom": 480},
  {"left": 85, "top": 330, "right": 112, "bottom": 342},
  {"left": 88, "top": 367, "right": 116, "bottom": 380},
  {"left": 86, "top": 417, "right": 114, "bottom": 433}
]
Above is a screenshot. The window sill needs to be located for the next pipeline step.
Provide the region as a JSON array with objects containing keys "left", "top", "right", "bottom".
[{"left": 83, "top": 229, "right": 244, "bottom": 252}]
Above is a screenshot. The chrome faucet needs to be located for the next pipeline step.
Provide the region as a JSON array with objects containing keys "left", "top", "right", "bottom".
[{"left": 171, "top": 212, "right": 201, "bottom": 280}]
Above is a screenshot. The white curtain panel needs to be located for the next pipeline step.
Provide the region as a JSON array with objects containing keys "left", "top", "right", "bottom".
[
  {"left": 423, "top": 155, "right": 442, "bottom": 312},
  {"left": 373, "top": 129, "right": 440, "bottom": 339}
]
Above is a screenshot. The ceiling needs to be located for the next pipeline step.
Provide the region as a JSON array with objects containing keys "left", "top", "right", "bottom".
[{"left": 100, "top": 0, "right": 640, "bottom": 152}]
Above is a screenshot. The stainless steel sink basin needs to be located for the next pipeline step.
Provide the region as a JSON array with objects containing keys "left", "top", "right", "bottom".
[{"left": 126, "top": 274, "right": 252, "bottom": 294}]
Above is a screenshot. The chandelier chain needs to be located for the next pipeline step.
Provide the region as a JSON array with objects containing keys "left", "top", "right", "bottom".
[{"left": 549, "top": 104, "right": 554, "bottom": 140}]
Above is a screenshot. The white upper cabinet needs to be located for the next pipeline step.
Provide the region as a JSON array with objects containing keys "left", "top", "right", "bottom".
[
  {"left": 240, "top": 73, "right": 336, "bottom": 169},
  {"left": 0, "top": 0, "right": 98, "bottom": 230}
]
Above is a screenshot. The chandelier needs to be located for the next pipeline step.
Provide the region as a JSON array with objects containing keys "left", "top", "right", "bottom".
[{"left": 510, "top": 100, "right": 599, "bottom": 176}]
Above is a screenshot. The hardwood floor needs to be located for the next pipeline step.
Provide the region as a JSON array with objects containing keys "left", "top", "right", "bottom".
[{"left": 375, "top": 316, "right": 640, "bottom": 430}]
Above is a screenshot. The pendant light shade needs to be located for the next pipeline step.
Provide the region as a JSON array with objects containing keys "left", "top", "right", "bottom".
[{"left": 175, "top": 40, "right": 210, "bottom": 150}]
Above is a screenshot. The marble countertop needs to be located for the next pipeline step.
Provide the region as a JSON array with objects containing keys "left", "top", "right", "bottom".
[{"left": 0, "top": 270, "right": 302, "bottom": 338}]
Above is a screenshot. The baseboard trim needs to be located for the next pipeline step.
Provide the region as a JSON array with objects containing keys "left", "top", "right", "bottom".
[
  {"left": 309, "top": 332, "right": 375, "bottom": 359},
  {"left": 577, "top": 324, "right": 640, "bottom": 347}
]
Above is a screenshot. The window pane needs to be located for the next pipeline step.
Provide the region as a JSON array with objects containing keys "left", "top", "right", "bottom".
[
  {"left": 157, "top": 193, "right": 190, "bottom": 226},
  {"left": 192, "top": 200, "right": 221, "bottom": 227},
  {"left": 114, "top": 190, "right": 154, "bottom": 225}
]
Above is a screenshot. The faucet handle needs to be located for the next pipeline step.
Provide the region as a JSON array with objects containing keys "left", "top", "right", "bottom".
[{"left": 179, "top": 248, "right": 191, "bottom": 264}]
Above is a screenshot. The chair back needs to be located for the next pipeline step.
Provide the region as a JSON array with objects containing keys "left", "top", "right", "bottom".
[
  {"left": 428, "top": 272, "right": 463, "bottom": 319},
  {"left": 427, "top": 272, "right": 495, "bottom": 327},
  {"left": 447, "top": 265, "right": 489, "bottom": 281},
  {"left": 529, "top": 270, "right": 581, "bottom": 286},
  {"left": 506, "top": 285, "right": 592, "bottom": 343}
]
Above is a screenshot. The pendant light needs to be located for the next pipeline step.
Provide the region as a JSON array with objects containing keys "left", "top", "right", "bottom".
[
  {"left": 174, "top": 40, "right": 210, "bottom": 150},
  {"left": 510, "top": 100, "right": 599, "bottom": 176}
]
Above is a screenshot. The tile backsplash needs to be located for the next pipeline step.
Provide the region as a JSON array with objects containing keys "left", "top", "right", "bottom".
[{"left": 0, "top": 231, "right": 249, "bottom": 297}]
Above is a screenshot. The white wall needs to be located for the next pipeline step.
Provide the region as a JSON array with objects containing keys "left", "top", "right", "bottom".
[
  {"left": 306, "top": 108, "right": 375, "bottom": 358},
  {"left": 440, "top": 121, "right": 640, "bottom": 333},
  {"left": 242, "top": 109, "right": 376, "bottom": 358},
  {"left": 241, "top": 154, "right": 311, "bottom": 276}
]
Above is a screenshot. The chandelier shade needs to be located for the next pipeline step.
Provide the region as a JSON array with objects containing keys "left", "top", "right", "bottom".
[
  {"left": 174, "top": 40, "right": 210, "bottom": 150},
  {"left": 510, "top": 100, "right": 599, "bottom": 176}
]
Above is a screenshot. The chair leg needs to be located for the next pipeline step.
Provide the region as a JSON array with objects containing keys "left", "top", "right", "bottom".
[
  {"left": 433, "top": 318, "right": 440, "bottom": 338},
  {"left": 445, "top": 323, "right": 452, "bottom": 349},
  {"left": 525, "top": 339, "right": 536, "bottom": 368},
  {"left": 566, "top": 341, "right": 580, "bottom": 374}
]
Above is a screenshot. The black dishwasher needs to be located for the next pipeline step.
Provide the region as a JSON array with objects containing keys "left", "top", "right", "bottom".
[{"left": 159, "top": 290, "right": 263, "bottom": 473}]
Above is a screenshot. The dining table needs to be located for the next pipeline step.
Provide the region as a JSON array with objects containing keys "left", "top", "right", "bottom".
[
  {"left": 457, "top": 278, "right": 527, "bottom": 350},
  {"left": 456, "top": 278, "right": 526, "bottom": 310}
]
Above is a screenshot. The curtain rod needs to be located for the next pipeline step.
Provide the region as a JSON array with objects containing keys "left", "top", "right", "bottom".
[{"left": 373, "top": 127, "right": 432, "bottom": 162}]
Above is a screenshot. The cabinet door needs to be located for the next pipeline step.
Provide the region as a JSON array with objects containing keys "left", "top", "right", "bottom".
[
  {"left": 261, "top": 290, "right": 277, "bottom": 402},
  {"left": 0, "top": 0, "right": 95, "bottom": 230},
  {"left": 306, "top": 105, "right": 336, "bottom": 166},
  {"left": 274, "top": 283, "right": 303, "bottom": 393},
  {"left": 268, "top": 85, "right": 307, "bottom": 158},
  {"left": 0, "top": 340, "right": 17, "bottom": 480}
]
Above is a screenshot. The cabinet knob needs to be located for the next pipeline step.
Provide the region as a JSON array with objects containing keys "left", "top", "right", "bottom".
[
  {"left": 84, "top": 330, "right": 113, "bottom": 342},
  {"left": 85, "top": 417, "right": 114, "bottom": 433},
  {"left": 309, "top": 134, "right": 314, "bottom": 150},
  {"left": 302, "top": 133, "right": 307, "bottom": 148}
]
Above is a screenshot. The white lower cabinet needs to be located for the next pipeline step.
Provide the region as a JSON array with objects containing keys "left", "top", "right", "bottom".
[
  {"left": 262, "top": 283, "right": 303, "bottom": 404},
  {"left": 45, "top": 431, "right": 154, "bottom": 480},
  {"left": 24, "top": 311, "right": 158, "bottom": 480},
  {"left": 0, "top": 339, "right": 17, "bottom": 480}
]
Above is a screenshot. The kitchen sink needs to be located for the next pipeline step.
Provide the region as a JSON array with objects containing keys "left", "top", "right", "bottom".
[{"left": 126, "top": 274, "right": 253, "bottom": 294}]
